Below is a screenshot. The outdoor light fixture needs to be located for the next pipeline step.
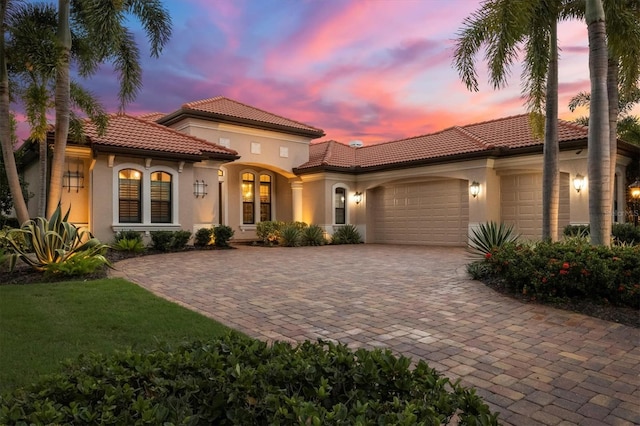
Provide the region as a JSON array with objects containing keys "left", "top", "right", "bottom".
[
  {"left": 354, "top": 192, "right": 363, "bottom": 204},
  {"left": 573, "top": 174, "right": 586, "bottom": 193},
  {"left": 469, "top": 181, "right": 480, "bottom": 198},
  {"left": 63, "top": 159, "right": 84, "bottom": 192},
  {"left": 630, "top": 177, "right": 640, "bottom": 227},
  {"left": 193, "top": 180, "right": 208, "bottom": 198}
]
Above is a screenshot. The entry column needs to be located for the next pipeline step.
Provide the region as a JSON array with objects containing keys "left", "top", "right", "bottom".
[{"left": 291, "top": 180, "right": 303, "bottom": 222}]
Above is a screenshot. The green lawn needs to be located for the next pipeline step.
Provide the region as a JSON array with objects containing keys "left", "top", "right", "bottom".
[{"left": 0, "top": 278, "right": 232, "bottom": 393}]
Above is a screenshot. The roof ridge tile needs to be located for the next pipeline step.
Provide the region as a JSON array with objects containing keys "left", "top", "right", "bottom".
[{"left": 452, "top": 126, "right": 494, "bottom": 149}]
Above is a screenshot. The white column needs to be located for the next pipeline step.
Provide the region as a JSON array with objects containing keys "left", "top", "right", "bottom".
[{"left": 291, "top": 180, "right": 303, "bottom": 222}]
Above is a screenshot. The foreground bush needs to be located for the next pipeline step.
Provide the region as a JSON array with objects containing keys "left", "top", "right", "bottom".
[
  {"left": 469, "top": 240, "right": 640, "bottom": 309},
  {"left": 213, "top": 225, "right": 234, "bottom": 248},
  {"left": 331, "top": 224, "right": 362, "bottom": 244},
  {"left": 149, "top": 230, "right": 192, "bottom": 251},
  {"left": 0, "top": 334, "right": 498, "bottom": 425}
]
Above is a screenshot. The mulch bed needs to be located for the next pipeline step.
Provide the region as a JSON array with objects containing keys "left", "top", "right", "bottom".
[{"left": 2, "top": 248, "right": 637, "bottom": 328}]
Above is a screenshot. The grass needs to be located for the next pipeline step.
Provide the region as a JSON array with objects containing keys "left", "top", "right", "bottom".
[{"left": 0, "top": 278, "right": 232, "bottom": 393}]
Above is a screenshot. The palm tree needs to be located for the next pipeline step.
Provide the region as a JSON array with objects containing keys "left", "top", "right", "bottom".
[
  {"left": 0, "top": 0, "right": 29, "bottom": 224},
  {"left": 586, "top": 0, "right": 611, "bottom": 246},
  {"left": 454, "top": 0, "right": 563, "bottom": 241},
  {"left": 47, "top": 0, "right": 172, "bottom": 216}
]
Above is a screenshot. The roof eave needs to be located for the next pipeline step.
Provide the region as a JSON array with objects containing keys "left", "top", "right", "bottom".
[
  {"left": 92, "top": 145, "right": 207, "bottom": 162},
  {"left": 158, "top": 109, "right": 325, "bottom": 139}
]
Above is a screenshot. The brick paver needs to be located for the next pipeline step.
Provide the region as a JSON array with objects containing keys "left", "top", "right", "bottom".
[{"left": 111, "top": 244, "right": 640, "bottom": 425}]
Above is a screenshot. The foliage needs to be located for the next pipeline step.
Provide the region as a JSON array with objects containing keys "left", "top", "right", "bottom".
[
  {"left": 331, "top": 224, "right": 362, "bottom": 245},
  {"left": 256, "top": 221, "right": 284, "bottom": 246},
  {"left": 149, "top": 230, "right": 192, "bottom": 252},
  {"left": 0, "top": 215, "right": 20, "bottom": 229},
  {"left": 0, "top": 334, "right": 499, "bottom": 425},
  {"left": 472, "top": 240, "right": 640, "bottom": 309},
  {"left": 563, "top": 223, "right": 640, "bottom": 246},
  {"left": 468, "top": 221, "right": 519, "bottom": 259},
  {"left": 42, "top": 249, "right": 109, "bottom": 277},
  {"left": 0, "top": 153, "right": 31, "bottom": 216},
  {"left": 114, "top": 230, "right": 143, "bottom": 243},
  {"left": 213, "top": 225, "right": 234, "bottom": 248},
  {"left": 279, "top": 223, "right": 301, "bottom": 247},
  {"left": 4, "top": 205, "right": 109, "bottom": 273},
  {"left": 300, "top": 224, "right": 326, "bottom": 246},
  {"left": 113, "top": 238, "right": 145, "bottom": 253},
  {"left": 194, "top": 227, "right": 214, "bottom": 247}
]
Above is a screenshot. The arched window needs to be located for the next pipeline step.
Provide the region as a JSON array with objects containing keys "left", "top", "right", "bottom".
[
  {"left": 151, "top": 171, "right": 172, "bottom": 223},
  {"left": 260, "top": 174, "right": 272, "bottom": 222},
  {"left": 335, "top": 187, "right": 346, "bottom": 224},
  {"left": 242, "top": 172, "right": 255, "bottom": 224},
  {"left": 118, "top": 169, "right": 142, "bottom": 223}
]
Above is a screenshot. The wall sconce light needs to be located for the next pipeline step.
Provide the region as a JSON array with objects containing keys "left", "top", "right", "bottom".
[
  {"left": 469, "top": 181, "right": 480, "bottom": 198},
  {"left": 630, "top": 178, "right": 640, "bottom": 200},
  {"left": 63, "top": 159, "right": 84, "bottom": 192},
  {"left": 353, "top": 192, "right": 363, "bottom": 204},
  {"left": 193, "top": 180, "right": 208, "bottom": 198},
  {"left": 573, "top": 174, "right": 586, "bottom": 193}
]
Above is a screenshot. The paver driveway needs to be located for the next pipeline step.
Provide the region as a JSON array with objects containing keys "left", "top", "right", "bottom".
[{"left": 112, "top": 244, "right": 640, "bottom": 425}]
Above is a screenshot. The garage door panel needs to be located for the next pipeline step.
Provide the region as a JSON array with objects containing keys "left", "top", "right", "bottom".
[{"left": 371, "top": 180, "right": 469, "bottom": 246}]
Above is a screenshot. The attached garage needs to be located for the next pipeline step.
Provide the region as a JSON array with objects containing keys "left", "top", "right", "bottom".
[
  {"left": 368, "top": 179, "right": 469, "bottom": 246},
  {"left": 501, "top": 172, "right": 570, "bottom": 239}
]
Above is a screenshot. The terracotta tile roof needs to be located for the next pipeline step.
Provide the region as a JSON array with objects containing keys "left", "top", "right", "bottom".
[
  {"left": 85, "top": 114, "right": 238, "bottom": 159},
  {"left": 138, "top": 112, "right": 166, "bottom": 121},
  {"left": 296, "top": 114, "right": 589, "bottom": 172},
  {"left": 165, "top": 96, "right": 325, "bottom": 137}
]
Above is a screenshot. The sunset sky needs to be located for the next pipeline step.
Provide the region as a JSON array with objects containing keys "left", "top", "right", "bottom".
[{"left": 68, "top": 0, "right": 637, "bottom": 145}]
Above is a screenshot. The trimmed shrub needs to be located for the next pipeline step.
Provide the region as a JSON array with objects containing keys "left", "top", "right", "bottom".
[
  {"left": 213, "top": 225, "right": 234, "bottom": 248},
  {"left": 114, "top": 230, "right": 143, "bottom": 243},
  {"left": 194, "top": 227, "right": 214, "bottom": 247},
  {"left": 0, "top": 334, "right": 499, "bottom": 425},
  {"left": 149, "top": 230, "right": 192, "bottom": 252},
  {"left": 300, "top": 224, "right": 326, "bottom": 246},
  {"left": 331, "top": 224, "right": 362, "bottom": 244},
  {"left": 279, "top": 223, "right": 301, "bottom": 247},
  {"left": 473, "top": 240, "right": 640, "bottom": 309},
  {"left": 256, "top": 221, "right": 283, "bottom": 246},
  {"left": 563, "top": 224, "right": 640, "bottom": 246}
]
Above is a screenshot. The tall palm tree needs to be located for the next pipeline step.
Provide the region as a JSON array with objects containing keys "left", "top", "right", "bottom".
[
  {"left": 47, "top": 0, "right": 172, "bottom": 216},
  {"left": 0, "top": 0, "right": 29, "bottom": 224},
  {"left": 586, "top": 0, "right": 611, "bottom": 246},
  {"left": 454, "top": 0, "right": 563, "bottom": 241}
]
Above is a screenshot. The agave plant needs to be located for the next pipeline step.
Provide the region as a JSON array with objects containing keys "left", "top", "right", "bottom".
[
  {"left": 331, "top": 224, "right": 362, "bottom": 245},
  {"left": 300, "top": 224, "right": 326, "bottom": 246},
  {"left": 468, "top": 221, "right": 519, "bottom": 259},
  {"left": 6, "top": 205, "right": 109, "bottom": 272}
]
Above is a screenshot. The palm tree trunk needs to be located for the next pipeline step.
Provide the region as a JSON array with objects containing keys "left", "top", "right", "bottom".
[
  {"left": 586, "top": 0, "right": 611, "bottom": 246},
  {"left": 542, "top": 21, "right": 559, "bottom": 241},
  {"left": 607, "top": 57, "right": 619, "bottom": 222},
  {"left": 47, "top": 0, "right": 71, "bottom": 217},
  {"left": 0, "top": 0, "right": 29, "bottom": 224},
  {"left": 37, "top": 139, "right": 47, "bottom": 217}
]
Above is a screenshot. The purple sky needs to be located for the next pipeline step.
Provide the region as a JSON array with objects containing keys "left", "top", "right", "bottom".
[{"left": 26, "top": 0, "right": 640, "bottom": 144}]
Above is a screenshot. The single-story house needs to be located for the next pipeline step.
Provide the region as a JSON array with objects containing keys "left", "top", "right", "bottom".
[{"left": 20, "top": 96, "right": 640, "bottom": 245}]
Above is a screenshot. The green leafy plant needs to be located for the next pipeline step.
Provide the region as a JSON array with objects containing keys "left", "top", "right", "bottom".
[
  {"left": 279, "top": 223, "right": 301, "bottom": 247},
  {"left": 114, "top": 230, "right": 143, "bottom": 243},
  {"left": 194, "top": 227, "right": 214, "bottom": 247},
  {"left": 468, "top": 221, "right": 519, "bottom": 259},
  {"left": 43, "top": 249, "right": 110, "bottom": 277},
  {"left": 256, "top": 221, "right": 283, "bottom": 246},
  {"left": 331, "top": 224, "right": 362, "bottom": 244},
  {"left": 300, "top": 224, "right": 325, "bottom": 246},
  {"left": 213, "top": 225, "right": 234, "bottom": 248},
  {"left": 0, "top": 334, "right": 499, "bottom": 425},
  {"left": 113, "top": 238, "right": 145, "bottom": 253},
  {"left": 5, "top": 205, "right": 109, "bottom": 273},
  {"left": 149, "top": 230, "right": 192, "bottom": 251}
]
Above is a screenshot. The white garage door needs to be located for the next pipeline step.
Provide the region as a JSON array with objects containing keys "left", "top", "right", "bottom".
[
  {"left": 370, "top": 179, "right": 469, "bottom": 246},
  {"left": 501, "top": 173, "right": 570, "bottom": 239}
]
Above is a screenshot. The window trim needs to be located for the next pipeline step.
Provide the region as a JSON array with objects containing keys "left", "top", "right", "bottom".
[
  {"left": 240, "top": 169, "right": 275, "bottom": 226},
  {"left": 332, "top": 183, "right": 349, "bottom": 225},
  {"left": 112, "top": 163, "right": 180, "bottom": 228}
]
